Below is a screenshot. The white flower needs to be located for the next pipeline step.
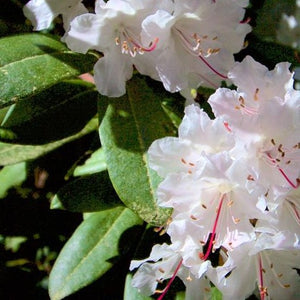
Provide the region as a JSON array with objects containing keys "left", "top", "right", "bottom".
[
  {"left": 130, "top": 241, "right": 214, "bottom": 299},
  {"left": 65, "top": 0, "right": 172, "bottom": 97},
  {"left": 159, "top": 153, "right": 265, "bottom": 251},
  {"left": 141, "top": 0, "right": 251, "bottom": 92},
  {"left": 208, "top": 56, "right": 300, "bottom": 190},
  {"left": 148, "top": 104, "right": 234, "bottom": 178},
  {"left": 215, "top": 232, "right": 300, "bottom": 300},
  {"left": 23, "top": 0, "right": 88, "bottom": 31}
]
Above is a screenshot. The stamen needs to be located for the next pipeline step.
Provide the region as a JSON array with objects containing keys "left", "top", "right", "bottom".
[
  {"left": 224, "top": 121, "right": 232, "bottom": 132},
  {"left": 200, "top": 194, "right": 225, "bottom": 261},
  {"left": 157, "top": 259, "right": 183, "bottom": 300},
  {"left": 257, "top": 254, "right": 266, "bottom": 300},
  {"left": 254, "top": 88, "right": 259, "bottom": 101}
]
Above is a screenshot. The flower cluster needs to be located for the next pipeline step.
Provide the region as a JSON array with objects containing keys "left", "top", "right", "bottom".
[
  {"left": 130, "top": 56, "right": 300, "bottom": 299},
  {"left": 23, "top": 0, "right": 251, "bottom": 97}
]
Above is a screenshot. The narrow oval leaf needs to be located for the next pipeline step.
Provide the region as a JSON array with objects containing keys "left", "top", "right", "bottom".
[
  {"left": 0, "top": 33, "right": 98, "bottom": 108},
  {"left": 50, "top": 172, "right": 120, "bottom": 212},
  {"left": 0, "top": 80, "right": 98, "bottom": 144},
  {"left": 0, "top": 117, "right": 98, "bottom": 166},
  {"left": 99, "top": 75, "right": 176, "bottom": 226},
  {"left": 49, "top": 207, "right": 143, "bottom": 300}
]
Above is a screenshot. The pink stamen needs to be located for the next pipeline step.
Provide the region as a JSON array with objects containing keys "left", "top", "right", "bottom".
[
  {"left": 258, "top": 254, "right": 266, "bottom": 300},
  {"left": 198, "top": 55, "right": 228, "bottom": 79},
  {"left": 130, "top": 37, "right": 159, "bottom": 52},
  {"left": 240, "top": 16, "right": 251, "bottom": 24},
  {"left": 157, "top": 258, "right": 183, "bottom": 300},
  {"left": 266, "top": 153, "right": 299, "bottom": 189},
  {"left": 224, "top": 121, "right": 232, "bottom": 132},
  {"left": 278, "top": 168, "right": 300, "bottom": 189},
  {"left": 200, "top": 195, "right": 225, "bottom": 261}
]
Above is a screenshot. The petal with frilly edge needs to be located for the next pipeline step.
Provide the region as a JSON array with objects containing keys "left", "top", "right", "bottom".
[
  {"left": 23, "top": 0, "right": 87, "bottom": 31},
  {"left": 94, "top": 52, "right": 133, "bottom": 97}
]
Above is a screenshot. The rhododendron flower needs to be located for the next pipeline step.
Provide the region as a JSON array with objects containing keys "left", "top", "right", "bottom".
[
  {"left": 141, "top": 0, "right": 251, "bottom": 92},
  {"left": 23, "top": 0, "right": 88, "bottom": 31},
  {"left": 209, "top": 56, "right": 300, "bottom": 191},
  {"left": 215, "top": 232, "right": 300, "bottom": 300},
  {"left": 130, "top": 242, "right": 214, "bottom": 299},
  {"left": 65, "top": 0, "right": 172, "bottom": 97},
  {"left": 148, "top": 104, "right": 234, "bottom": 178}
]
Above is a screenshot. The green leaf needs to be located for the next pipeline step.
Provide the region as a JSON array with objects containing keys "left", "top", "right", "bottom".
[
  {"left": 49, "top": 207, "right": 143, "bottom": 300},
  {"left": 0, "top": 80, "right": 98, "bottom": 144},
  {"left": 0, "top": 117, "right": 98, "bottom": 166},
  {"left": 253, "top": 0, "right": 296, "bottom": 42},
  {"left": 99, "top": 75, "right": 176, "bottom": 226},
  {"left": 51, "top": 172, "right": 120, "bottom": 212},
  {"left": 211, "top": 287, "right": 223, "bottom": 300},
  {"left": 73, "top": 148, "right": 107, "bottom": 177},
  {"left": 124, "top": 274, "right": 153, "bottom": 300},
  {"left": 0, "top": 162, "right": 26, "bottom": 198},
  {"left": 0, "top": 33, "right": 98, "bottom": 108},
  {"left": 237, "top": 35, "right": 299, "bottom": 70}
]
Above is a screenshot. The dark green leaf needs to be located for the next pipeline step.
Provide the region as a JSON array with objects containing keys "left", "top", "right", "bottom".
[
  {"left": 51, "top": 172, "right": 120, "bottom": 212},
  {"left": 0, "top": 117, "right": 98, "bottom": 166},
  {"left": 48, "top": 207, "right": 143, "bottom": 300},
  {"left": 0, "top": 80, "right": 98, "bottom": 144},
  {"left": 0, "top": 33, "right": 98, "bottom": 108},
  {"left": 237, "top": 35, "right": 300, "bottom": 69},
  {"left": 99, "top": 75, "right": 175, "bottom": 226}
]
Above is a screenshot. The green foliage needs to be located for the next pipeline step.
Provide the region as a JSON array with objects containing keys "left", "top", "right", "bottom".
[
  {"left": 0, "top": 162, "right": 26, "bottom": 198},
  {"left": 73, "top": 148, "right": 107, "bottom": 177},
  {"left": 48, "top": 207, "right": 143, "bottom": 300},
  {"left": 0, "top": 80, "right": 98, "bottom": 144},
  {"left": 51, "top": 171, "right": 121, "bottom": 212},
  {"left": 0, "top": 117, "right": 98, "bottom": 166},
  {"left": 0, "top": 34, "right": 98, "bottom": 108},
  {"left": 0, "top": 1, "right": 299, "bottom": 299},
  {"left": 99, "top": 75, "right": 175, "bottom": 226}
]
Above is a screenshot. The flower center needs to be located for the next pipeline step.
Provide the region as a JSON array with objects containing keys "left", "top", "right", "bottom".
[
  {"left": 115, "top": 28, "right": 158, "bottom": 57},
  {"left": 262, "top": 138, "right": 300, "bottom": 188},
  {"left": 173, "top": 27, "right": 228, "bottom": 79}
]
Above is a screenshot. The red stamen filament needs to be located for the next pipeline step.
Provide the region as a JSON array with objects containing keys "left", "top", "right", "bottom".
[
  {"left": 197, "top": 55, "right": 228, "bottom": 79},
  {"left": 175, "top": 28, "right": 228, "bottom": 79},
  {"left": 266, "top": 153, "right": 299, "bottom": 189},
  {"left": 258, "top": 254, "right": 266, "bottom": 300},
  {"left": 201, "top": 195, "right": 225, "bottom": 261},
  {"left": 130, "top": 37, "right": 159, "bottom": 52},
  {"left": 157, "top": 258, "right": 183, "bottom": 300}
]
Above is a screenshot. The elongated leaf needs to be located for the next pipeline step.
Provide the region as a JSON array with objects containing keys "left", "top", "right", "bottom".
[
  {"left": 0, "top": 162, "right": 26, "bottom": 198},
  {"left": 0, "top": 117, "right": 98, "bottom": 166},
  {"left": 0, "top": 80, "right": 98, "bottom": 144},
  {"left": 51, "top": 172, "right": 120, "bottom": 212},
  {"left": 99, "top": 75, "right": 176, "bottom": 226},
  {"left": 49, "top": 207, "right": 143, "bottom": 300},
  {"left": 73, "top": 148, "right": 107, "bottom": 177},
  {"left": 124, "top": 274, "right": 153, "bottom": 300},
  {"left": 0, "top": 33, "right": 98, "bottom": 108}
]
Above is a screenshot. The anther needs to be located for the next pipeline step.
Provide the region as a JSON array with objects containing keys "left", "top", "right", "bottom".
[
  {"left": 202, "top": 204, "right": 207, "bottom": 209},
  {"left": 254, "top": 88, "right": 259, "bottom": 101}
]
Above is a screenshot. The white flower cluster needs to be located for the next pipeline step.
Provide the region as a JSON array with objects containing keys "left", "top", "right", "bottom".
[
  {"left": 23, "top": 0, "right": 251, "bottom": 97},
  {"left": 130, "top": 56, "right": 300, "bottom": 300}
]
